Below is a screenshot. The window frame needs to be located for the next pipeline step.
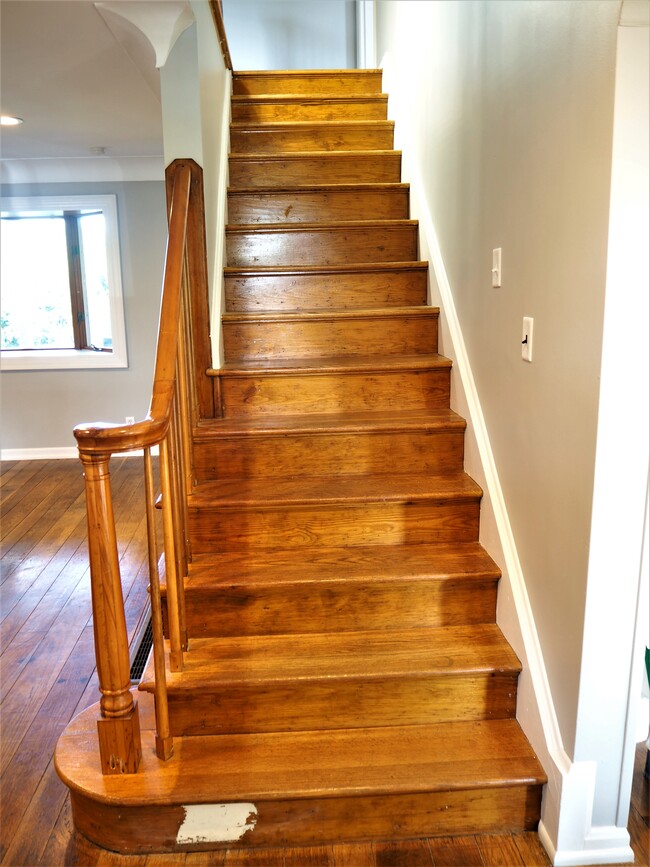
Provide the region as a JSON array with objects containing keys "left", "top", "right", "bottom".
[{"left": 0, "top": 194, "right": 128, "bottom": 370}]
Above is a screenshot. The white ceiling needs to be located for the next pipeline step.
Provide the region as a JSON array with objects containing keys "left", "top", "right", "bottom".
[{"left": 0, "top": 0, "right": 164, "bottom": 162}]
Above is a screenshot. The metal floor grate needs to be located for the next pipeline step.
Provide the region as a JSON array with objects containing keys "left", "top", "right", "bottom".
[{"left": 129, "top": 617, "right": 153, "bottom": 682}]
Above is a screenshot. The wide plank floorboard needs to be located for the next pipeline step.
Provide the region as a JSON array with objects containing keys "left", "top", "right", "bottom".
[{"left": 0, "top": 460, "right": 644, "bottom": 866}]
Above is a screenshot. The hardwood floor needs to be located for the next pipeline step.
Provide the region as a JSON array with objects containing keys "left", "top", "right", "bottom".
[{"left": 0, "top": 459, "right": 646, "bottom": 866}]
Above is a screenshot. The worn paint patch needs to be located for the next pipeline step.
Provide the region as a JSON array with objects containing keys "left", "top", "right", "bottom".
[{"left": 177, "top": 803, "right": 258, "bottom": 844}]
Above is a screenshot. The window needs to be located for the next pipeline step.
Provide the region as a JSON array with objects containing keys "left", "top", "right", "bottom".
[{"left": 1, "top": 194, "right": 128, "bottom": 370}]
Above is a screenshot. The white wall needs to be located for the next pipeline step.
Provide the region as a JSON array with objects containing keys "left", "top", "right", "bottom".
[
  {"left": 222, "top": 0, "right": 357, "bottom": 70},
  {"left": 0, "top": 181, "right": 167, "bottom": 453},
  {"left": 374, "top": 0, "right": 646, "bottom": 862},
  {"left": 160, "top": 8, "right": 230, "bottom": 366}
]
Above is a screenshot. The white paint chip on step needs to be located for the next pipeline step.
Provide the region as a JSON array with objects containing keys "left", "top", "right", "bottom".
[{"left": 177, "top": 803, "right": 258, "bottom": 844}]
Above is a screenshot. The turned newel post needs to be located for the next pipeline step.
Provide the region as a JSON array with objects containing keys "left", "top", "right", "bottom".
[{"left": 79, "top": 450, "right": 142, "bottom": 775}]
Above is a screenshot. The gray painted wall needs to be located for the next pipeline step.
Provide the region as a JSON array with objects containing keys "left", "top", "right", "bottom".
[
  {"left": 222, "top": 0, "right": 357, "bottom": 70},
  {"left": 1, "top": 181, "right": 167, "bottom": 451}
]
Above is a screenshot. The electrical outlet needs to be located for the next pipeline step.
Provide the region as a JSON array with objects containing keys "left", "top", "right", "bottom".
[
  {"left": 521, "top": 317, "right": 534, "bottom": 362},
  {"left": 125, "top": 416, "right": 135, "bottom": 425}
]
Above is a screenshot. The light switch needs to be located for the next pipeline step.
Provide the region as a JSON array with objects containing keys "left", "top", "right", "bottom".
[
  {"left": 492, "top": 248, "right": 502, "bottom": 288},
  {"left": 522, "top": 316, "right": 534, "bottom": 362}
]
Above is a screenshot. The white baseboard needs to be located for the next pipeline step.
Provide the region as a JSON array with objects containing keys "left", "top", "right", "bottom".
[
  {"left": 2, "top": 446, "right": 158, "bottom": 461},
  {"left": 540, "top": 821, "right": 634, "bottom": 866}
]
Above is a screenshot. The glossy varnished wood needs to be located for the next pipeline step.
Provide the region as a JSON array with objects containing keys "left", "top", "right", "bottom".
[
  {"left": 227, "top": 184, "right": 410, "bottom": 224},
  {"left": 5, "top": 459, "right": 645, "bottom": 865},
  {"left": 226, "top": 220, "right": 419, "bottom": 268},
  {"left": 176, "top": 542, "right": 499, "bottom": 637},
  {"left": 231, "top": 121, "right": 395, "bottom": 154},
  {"left": 193, "top": 408, "right": 464, "bottom": 480},
  {"left": 222, "top": 307, "right": 438, "bottom": 361},
  {"left": 228, "top": 151, "right": 402, "bottom": 187},
  {"left": 224, "top": 262, "right": 429, "bottom": 312},
  {"left": 216, "top": 354, "right": 451, "bottom": 417},
  {"left": 231, "top": 94, "right": 388, "bottom": 123},
  {"left": 187, "top": 472, "right": 481, "bottom": 553},
  {"left": 231, "top": 69, "right": 384, "bottom": 96},
  {"left": 139, "top": 623, "right": 519, "bottom": 735}
]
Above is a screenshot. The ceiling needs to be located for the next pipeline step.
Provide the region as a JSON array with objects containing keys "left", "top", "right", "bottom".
[{"left": 0, "top": 0, "right": 164, "bottom": 162}]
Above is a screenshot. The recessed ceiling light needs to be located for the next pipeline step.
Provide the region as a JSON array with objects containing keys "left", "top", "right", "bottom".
[{"left": 1, "top": 115, "right": 24, "bottom": 126}]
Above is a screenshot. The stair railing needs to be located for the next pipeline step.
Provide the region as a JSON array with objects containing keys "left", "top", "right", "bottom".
[{"left": 73, "top": 159, "right": 211, "bottom": 775}]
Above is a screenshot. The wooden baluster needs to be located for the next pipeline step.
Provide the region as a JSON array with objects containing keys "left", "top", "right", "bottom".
[
  {"left": 79, "top": 452, "right": 142, "bottom": 775},
  {"left": 168, "top": 402, "right": 188, "bottom": 649},
  {"left": 159, "top": 435, "right": 183, "bottom": 671},
  {"left": 177, "top": 297, "right": 195, "bottom": 501},
  {"left": 143, "top": 448, "right": 173, "bottom": 761}
]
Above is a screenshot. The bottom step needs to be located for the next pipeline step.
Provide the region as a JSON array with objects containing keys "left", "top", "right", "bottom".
[{"left": 55, "top": 692, "right": 545, "bottom": 854}]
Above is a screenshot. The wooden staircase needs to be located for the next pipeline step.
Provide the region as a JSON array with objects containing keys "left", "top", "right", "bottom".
[{"left": 55, "top": 69, "right": 545, "bottom": 854}]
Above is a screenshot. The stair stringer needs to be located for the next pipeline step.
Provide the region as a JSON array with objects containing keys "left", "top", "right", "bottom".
[{"left": 390, "top": 87, "right": 631, "bottom": 867}]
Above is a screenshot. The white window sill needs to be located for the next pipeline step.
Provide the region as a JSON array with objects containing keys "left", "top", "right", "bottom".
[{"left": 1, "top": 348, "right": 128, "bottom": 371}]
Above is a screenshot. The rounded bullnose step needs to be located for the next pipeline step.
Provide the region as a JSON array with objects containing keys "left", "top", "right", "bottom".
[{"left": 55, "top": 694, "right": 545, "bottom": 853}]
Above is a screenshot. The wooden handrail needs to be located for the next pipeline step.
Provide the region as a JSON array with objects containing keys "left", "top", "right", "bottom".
[
  {"left": 73, "top": 159, "right": 211, "bottom": 774},
  {"left": 209, "top": 0, "right": 233, "bottom": 71},
  {"left": 74, "top": 164, "right": 192, "bottom": 457}
]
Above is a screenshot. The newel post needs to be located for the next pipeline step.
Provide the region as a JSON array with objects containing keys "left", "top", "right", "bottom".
[{"left": 79, "top": 451, "right": 142, "bottom": 775}]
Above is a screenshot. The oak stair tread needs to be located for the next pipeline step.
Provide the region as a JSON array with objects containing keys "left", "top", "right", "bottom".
[
  {"left": 189, "top": 471, "right": 482, "bottom": 508},
  {"left": 224, "top": 261, "right": 428, "bottom": 276},
  {"left": 221, "top": 305, "right": 438, "bottom": 324},
  {"left": 226, "top": 219, "right": 418, "bottom": 231},
  {"left": 217, "top": 353, "right": 451, "bottom": 375},
  {"left": 194, "top": 407, "right": 464, "bottom": 438},
  {"left": 231, "top": 94, "right": 388, "bottom": 104},
  {"left": 228, "top": 183, "right": 409, "bottom": 194},
  {"left": 229, "top": 149, "right": 401, "bottom": 159},
  {"left": 187, "top": 541, "right": 500, "bottom": 585},
  {"left": 231, "top": 120, "right": 394, "bottom": 131},
  {"left": 139, "top": 624, "right": 520, "bottom": 692},
  {"left": 56, "top": 697, "right": 545, "bottom": 805}
]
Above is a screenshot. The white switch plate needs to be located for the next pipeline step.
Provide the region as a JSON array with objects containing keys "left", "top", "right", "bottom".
[
  {"left": 522, "top": 316, "right": 534, "bottom": 362},
  {"left": 492, "top": 248, "right": 502, "bottom": 288}
]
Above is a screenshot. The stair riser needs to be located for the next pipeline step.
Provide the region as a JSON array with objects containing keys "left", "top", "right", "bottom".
[
  {"left": 194, "top": 429, "right": 464, "bottom": 480},
  {"left": 227, "top": 189, "right": 409, "bottom": 224},
  {"left": 225, "top": 268, "right": 428, "bottom": 312},
  {"left": 70, "top": 784, "right": 542, "bottom": 853},
  {"left": 226, "top": 226, "right": 418, "bottom": 268},
  {"left": 189, "top": 500, "right": 480, "bottom": 552},
  {"left": 222, "top": 315, "right": 438, "bottom": 362},
  {"left": 177, "top": 578, "right": 498, "bottom": 637},
  {"left": 232, "top": 71, "right": 384, "bottom": 96},
  {"left": 231, "top": 124, "right": 394, "bottom": 154},
  {"left": 231, "top": 99, "right": 388, "bottom": 123},
  {"left": 219, "top": 368, "right": 450, "bottom": 416},
  {"left": 167, "top": 674, "right": 518, "bottom": 736},
  {"left": 229, "top": 154, "right": 402, "bottom": 187}
]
